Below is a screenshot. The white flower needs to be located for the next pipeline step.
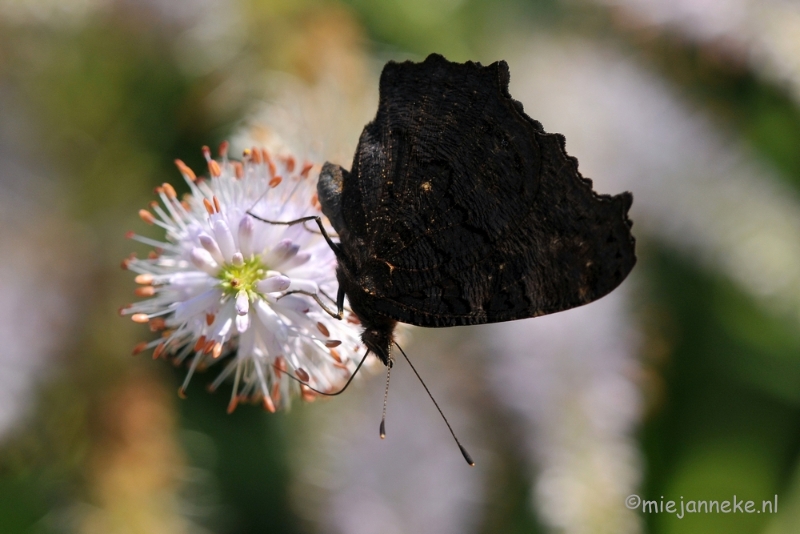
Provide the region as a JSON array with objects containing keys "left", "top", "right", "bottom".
[{"left": 121, "top": 143, "right": 365, "bottom": 412}]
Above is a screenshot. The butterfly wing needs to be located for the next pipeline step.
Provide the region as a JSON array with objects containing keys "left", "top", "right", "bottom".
[{"left": 340, "top": 54, "right": 635, "bottom": 327}]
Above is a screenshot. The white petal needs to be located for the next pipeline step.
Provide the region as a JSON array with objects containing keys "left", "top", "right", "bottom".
[
  {"left": 166, "top": 271, "right": 214, "bottom": 287},
  {"left": 238, "top": 323, "right": 256, "bottom": 355},
  {"left": 199, "top": 233, "right": 225, "bottom": 265},
  {"left": 271, "top": 296, "right": 317, "bottom": 331},
  {"left": 238, "top": 216, "right": 254, "bottom": 258},
  {"left": 268, "top": 239, "right": 298, "bottom": 265},
  {"left": 282, "top": 252, "right": 310, "bottom": 270},
  {"left": 235, "top": 291, "right": 250, "bottom": 315},
  {"left": 213, "top": 218, "right": 237, "bottom": 262},
  {"left": 254, "top": 299, "right": 288, "bottom": 343},
  {"left": 207, "top": 299, "right": 235, "bottom": 339},
  {"left": 236, "top": 313, "right": 251, "bottom": 333},
  {"left": 275, "top": 295, "right": 311, "bottom": 315},
  {"left": 217, "top": 316, "right": 233, "bottom": 338},
  {"left": 190, "top": 247, "right": 219, "bottom": 275},
  {"left": 255, "top": 321, "right": 284, "bottom": 359},
  {"left": 173, "top": 288, "right": 221, "bottom": 322},
  {"left": 232, "top": 252, "right": 244, "bottom": 266},
  {"left": 257, "top": 275, "right": 291, "bottom": 293},
  {"left": 288, "top": 278, "right": 319, "bottom": 294}
]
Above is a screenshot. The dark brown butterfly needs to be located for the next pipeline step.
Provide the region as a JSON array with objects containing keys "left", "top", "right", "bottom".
[
  {"left": 248, "top": 54, "right": 636, "bottom": 465},
  {"left": 316, "top": 54, "right": 636, "bottom": 364}
]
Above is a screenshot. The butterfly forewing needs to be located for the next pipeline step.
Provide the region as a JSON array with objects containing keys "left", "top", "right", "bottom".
[{"left": 336, "top": 54, "right": 635, "bottom": 328}]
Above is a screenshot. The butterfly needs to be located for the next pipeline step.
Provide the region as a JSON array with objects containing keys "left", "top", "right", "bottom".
[
  {"left": 250, "top": 54, "right": 635, "bottom": 464},
  {"left": 315, "top": 54, "right": 636, "bottom": 364}
]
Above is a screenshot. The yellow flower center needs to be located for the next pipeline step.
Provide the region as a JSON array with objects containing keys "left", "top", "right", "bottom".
[{"left": 218, "top": 256, "right": 267, "bottom": 300}]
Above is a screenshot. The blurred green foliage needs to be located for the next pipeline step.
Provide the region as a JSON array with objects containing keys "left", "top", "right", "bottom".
[
  {"left": 642, "top": 245, "right": 800, "bottom": 534},
  {"left": 176, "top": 376, "right": 299, "bottom": 534}
]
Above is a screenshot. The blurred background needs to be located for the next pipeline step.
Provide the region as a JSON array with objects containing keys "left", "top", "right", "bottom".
[{"left": 2, "top": 0, "right": 800, "bottom": 533}]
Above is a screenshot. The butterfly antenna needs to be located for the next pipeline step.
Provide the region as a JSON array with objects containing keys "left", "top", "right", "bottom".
[
  {"left": 274, "top": 350, "right": 371, "bottom": 397},
  {"left": 379, "top": 358, "right": 393, "bottom": 439},
  {"left": 393, "top": 342, "right": 475, "bottom": 467}
]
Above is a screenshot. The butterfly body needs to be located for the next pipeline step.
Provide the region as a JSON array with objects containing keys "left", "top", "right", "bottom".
[{"left": 318, "top": 54, "right": 636, "bottom": 365}]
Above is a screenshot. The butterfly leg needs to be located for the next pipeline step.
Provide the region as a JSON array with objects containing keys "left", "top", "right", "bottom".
[
  {"left": 246, "top": 212, "right": 341, "bottom": 255},
  {"left": 337, "top": 286, "right": 345, "bottom": 317},
  {"left": 277, "top": 290, "right": 342, "bottom": 320}
]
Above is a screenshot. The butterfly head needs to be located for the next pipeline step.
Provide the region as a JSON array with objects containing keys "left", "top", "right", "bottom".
[{"left": 357, "top": 313, "right": 397, "bottom": 367}]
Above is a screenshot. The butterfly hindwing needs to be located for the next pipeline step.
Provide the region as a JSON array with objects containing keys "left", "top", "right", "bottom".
[{"left": 336, "top": 54, "right": 635, "bottom": 327}]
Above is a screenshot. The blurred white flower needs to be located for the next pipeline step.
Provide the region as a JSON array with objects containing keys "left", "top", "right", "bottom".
[
  {"left": 0, "top": 88, "right": 88, "bottom": 441},
  {"left": 122, "top": 143, "right": 364, "bottom": 412},
  {"left": 488, "top": 288, "right": 642, "bottom": 534},
  {"left": 0, "top": 197, "right": 86, "bottom": 441}
]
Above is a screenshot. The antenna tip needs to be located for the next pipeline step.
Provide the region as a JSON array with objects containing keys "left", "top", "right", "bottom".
[
  {"left": 459, "top": 445, "right": 475, "bottom": 467},
  {"left": 379, "top": 419, "right": 386, "bottom": 439}
]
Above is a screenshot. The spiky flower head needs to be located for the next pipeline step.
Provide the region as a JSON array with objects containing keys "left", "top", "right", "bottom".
[{"left": 121, "top": 142, "right": 364, "bottom": 412}]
